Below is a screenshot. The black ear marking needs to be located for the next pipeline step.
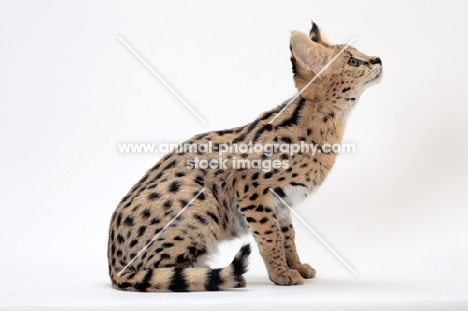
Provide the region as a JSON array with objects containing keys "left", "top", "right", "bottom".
[
  {"left": 289, "top": 45, "right": 297, "bottom": 75},
  {"left": 290, "top": 56, "right": 298, "bottom": 76},
  {"left": 309, "top": 21, "right": 321, "bottom": 43}
]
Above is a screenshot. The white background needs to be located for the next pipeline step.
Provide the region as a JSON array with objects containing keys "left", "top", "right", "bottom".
[{"left": 1, "top": 0, "right": 467, "bottom": 310}]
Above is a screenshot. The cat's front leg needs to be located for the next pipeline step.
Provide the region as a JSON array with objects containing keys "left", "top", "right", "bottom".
[
  {"left": 239, "top": 199, "right": 304, "bottom": 286},
  {"left": 280, "top": 219, "right": 316, "bottom": 279}
]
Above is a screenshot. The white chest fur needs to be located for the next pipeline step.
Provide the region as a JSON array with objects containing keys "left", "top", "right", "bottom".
[{"left": 273, "top": 184, "right": 309, "bottom": 226}]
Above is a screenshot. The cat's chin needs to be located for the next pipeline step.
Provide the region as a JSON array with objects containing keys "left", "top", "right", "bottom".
[{"left": 365, "top": 70, "right": 383, "bottom": 88}]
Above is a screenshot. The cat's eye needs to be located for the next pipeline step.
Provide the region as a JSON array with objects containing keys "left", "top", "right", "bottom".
[{"left": 348, "top": 57, "right": 359, "bottom": 67}]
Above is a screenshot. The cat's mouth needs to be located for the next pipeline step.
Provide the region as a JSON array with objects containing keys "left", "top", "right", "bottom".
[{"left": 365, "top": 69, "right": 383, "bottom": 86}]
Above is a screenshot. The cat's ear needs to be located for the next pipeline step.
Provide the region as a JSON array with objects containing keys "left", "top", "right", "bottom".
[
  {"left": 309, "top": 21, "right": 322, "bottom": 43},
  {"left": 290, "top": 31, "right": 330, "bottom": 74}
]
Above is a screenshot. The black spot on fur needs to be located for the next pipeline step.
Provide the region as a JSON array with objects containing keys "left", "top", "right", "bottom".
[
  {"left": 291, "top": 182, "right": 307, "bottom": 187},
  {"left": 148, "top": 192, "right": 161, "bottom": 200},
  {"left": 246, "top": 119, "right": 260, "bottom": 134},
  {"left": 206, "top": 211, "right": 219, "bottom": 224},
  {"left": 194, "top": 176, "right": 204, "bottom": 186},
  {"left": 123, "top": 215, "right": 134, "bottom": 226},
  {"left": 117, "top": 234, "right": 125, "bottom": 244},
  {"left": 231, "top": 132, "right": 247, "bottom": 144},
  {"left": 252, "top": 124, "right": 273, "bottom": 143},
  {"left": 134, "top": 269, "right": 153, "bottom": 292},
  {"left": 120, "top": 195, "right": 130, "bottom": 204},
  {"left": 216, "top": 129, "right": 235, "bottom": 136},
  {"left": 169, "top": 181, "right": 180, "bottom": 192},
  {"left": 212, "top": 184, "right": 219, "bottom": 201},
  {"left": 163, "top": 200, "right": 173, "bottom": 210},
  {"left": 246, "top": 217, "right": 256, "bottom": 223},
  {"left": 196, "top": 191, "right": 205, "bottom": 200},
  {"left": 205, "top": 268, "right": 222, "bottom": 291},
  {"left": 116, "top": 213, "right": 122, "bottom": 227},
  {"left": 138, "top": 174, "right": 149, "bottom": 184},
  {"left": 177, "top": 254, "right": 188, "bottom": 263},
  {"left": 188, "top": 246, "right": 197, "bottom": 255},
  {"left": 150, "top": 163, "right": 161, "bottom": 172},
  {"left": 169, "top": 268, "right": 188, "bottom": 292},
  {"left": 274, "top": 187, "right": 286, "bottom": 197},
  {"left": 141, "top": 209, "right": 151, "bottom": 218},
  {"left": 231, "top": 244, "right": 250, "bottom": 278},
  {"left": 163, "top": 160, "right": 176, "bottom": 171},
  {"left": 119, "top": 282, "right": 132, "bottom": 289},
  {"left": 152, "top": 172, "right": 163, "bottom": 183},
  {"left": 278, "top": 97, "right": 306, "bottom": 127},
  {"left": 137, "top": 226, "right": 146, "bottom": 237},
  {"left": 240, "top": 205, "right": 255, "bottom": 212},
  {"left": 195, "top": 214, "right": 207, "bottom": 224}
]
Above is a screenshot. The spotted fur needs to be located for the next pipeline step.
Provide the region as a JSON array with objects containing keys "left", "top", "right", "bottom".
[{"left": 108, "top": 22, "right": 382, "bottom": 291}]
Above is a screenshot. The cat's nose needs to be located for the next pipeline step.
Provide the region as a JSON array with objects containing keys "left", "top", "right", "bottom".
[{"left": 370, "top": 57, "right": 382, "bottom": 65}]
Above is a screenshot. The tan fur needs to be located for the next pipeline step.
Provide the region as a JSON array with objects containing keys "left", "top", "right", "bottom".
[{"left": 108, "top": 22, "right": 382, "bottom": 291}]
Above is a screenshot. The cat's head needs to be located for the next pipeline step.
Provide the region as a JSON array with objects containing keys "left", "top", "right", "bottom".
[{"left": 290, "top": 22, "right": 382, "bottom": 103}]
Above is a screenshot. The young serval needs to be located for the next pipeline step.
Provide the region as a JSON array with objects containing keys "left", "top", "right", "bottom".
[{"left": 108, "top": 21, "right": 382, "bottom": 292}]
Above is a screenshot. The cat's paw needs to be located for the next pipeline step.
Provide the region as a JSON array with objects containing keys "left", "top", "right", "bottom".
[
  {"left": 270, "top": 269, "right": 304, "bottom": 286},
  {"left": 296, "top": 263, "right": 316, "bottom": 279},
  {"left": 235, "top": 275, "right": 247, "bottom": 288}
]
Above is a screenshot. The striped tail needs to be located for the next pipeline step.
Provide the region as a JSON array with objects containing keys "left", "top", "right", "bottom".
[{"left": 111, "top": 244, "right": 251, "bottom": 292}]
